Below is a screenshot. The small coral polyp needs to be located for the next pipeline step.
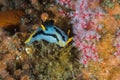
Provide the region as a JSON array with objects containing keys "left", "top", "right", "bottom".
[
  {"left": 114, "top": 30, "right": 120, "bottom": 56},
  {"left": 57, "top": 0, "right": 105, "bottom": 66}
]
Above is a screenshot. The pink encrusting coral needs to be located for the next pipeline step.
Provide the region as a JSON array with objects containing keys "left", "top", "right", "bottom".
[
  {"left": 113, "top": 30, "right": 120, "bottom": 56},
  {"left": 72, "top": 0, "right": 105, "bottom": 66},
  {"left": 57, "top": 0, "right": 105, "bottom": 66}
]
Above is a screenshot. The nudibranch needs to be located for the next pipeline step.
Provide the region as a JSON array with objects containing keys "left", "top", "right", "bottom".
[{"left": 25, "top": 20, "right": 73, "bottom": 47}]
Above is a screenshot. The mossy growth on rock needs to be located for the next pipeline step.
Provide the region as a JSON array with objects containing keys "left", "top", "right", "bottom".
[
  {"left": 101, "top": 0, "right": 114, "bottom": 8},
  {"left": 25, "top": 41, "right": 83, "bottom": 80}
]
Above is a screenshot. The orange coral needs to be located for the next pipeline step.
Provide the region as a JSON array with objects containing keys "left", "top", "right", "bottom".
[
  {"left": 22, "top": 64, "right": 30, "bottom": 70},
  {"left": 0, "top": 9, "right": 25, "bottom": 28},
  {"left": 21, "top": 75, "right": 30, "bottom": 80},
  {"left": 0, "top": 64, "right": 7, "bottom": 72},
  {"left": 0, "top": 70, "right": 9, "bottom": 79},
  {"left": 5, "top": 76, "right": 15, "bottom": 80},
  {"left": 14, "top": 69, "right": 22, "bottom": 76}
]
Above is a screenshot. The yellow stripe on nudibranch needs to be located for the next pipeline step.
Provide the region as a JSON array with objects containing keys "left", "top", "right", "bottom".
[
  {"left": 25, "top": 31, "right": 36, "bottom": 44},
  {"left": 41, "top": 24, "right": 46, "bottom": 31},
  {"left": 66, "top": 37, "right": 73, "bottom": 45}
]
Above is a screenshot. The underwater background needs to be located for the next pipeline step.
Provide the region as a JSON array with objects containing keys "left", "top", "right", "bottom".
[{"left": 0, "top": 0, "right": 120, "bottom": 80}]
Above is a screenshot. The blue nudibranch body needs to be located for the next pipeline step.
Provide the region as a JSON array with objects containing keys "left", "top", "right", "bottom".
[{"left": 25, "top": 20, "right": 72, "bottom": 47}]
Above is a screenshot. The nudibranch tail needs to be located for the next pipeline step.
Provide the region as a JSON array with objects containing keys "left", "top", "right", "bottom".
[{"left": 66, "top": 37, "right": 73, "bottom": 45}]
